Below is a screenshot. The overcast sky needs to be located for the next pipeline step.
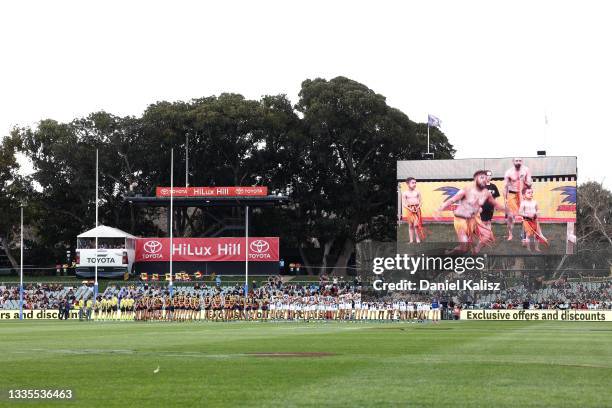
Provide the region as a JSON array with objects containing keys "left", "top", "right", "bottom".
[{"left": 1, "top": 0, "right": 609, "bottom": 188}]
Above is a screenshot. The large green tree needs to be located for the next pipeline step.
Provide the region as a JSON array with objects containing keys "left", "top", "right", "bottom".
[
  {"left": 137, "top": 93, "right": 302, "bottom": 238},
  {"left": 293, "top": 76, "right": 455, "bottom": 272},
  {"left": 18, "top": 112, "right": 161, "bottom": 258}
]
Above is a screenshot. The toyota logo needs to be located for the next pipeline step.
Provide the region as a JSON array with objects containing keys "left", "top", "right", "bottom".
[
  {"left": 249, "top": 240, "right": 270, "bottom": 253},
  {"left": 143, "top": 240, "right": 162, "bottom": 254}
]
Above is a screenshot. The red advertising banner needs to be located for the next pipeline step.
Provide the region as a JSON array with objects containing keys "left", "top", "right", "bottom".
[
  {"left": 155, "top": 186, "right": 268, "bottom": 197},
  {"left": 135, "top": 237, "right": 279, "bottom": 262}
]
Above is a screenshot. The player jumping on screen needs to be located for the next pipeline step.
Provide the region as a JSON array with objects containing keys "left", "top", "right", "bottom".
[
  {"left": 437, "top": 170, "right": 505, "bottom": 254},
  {"left": 504, "top": 157, "right": 532, "bottom": 241},
  {"left": 401, "top": 177, "right": 426, "bottom": 243},
  {"left": 519, "top": 186, "right": 549, "bottom": 252}
]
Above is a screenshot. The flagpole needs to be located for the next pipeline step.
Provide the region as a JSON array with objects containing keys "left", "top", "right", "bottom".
[
  {"left": 245, "top": 205, "right": 249, "bottom": 298},
  {"left": 185, "top": 134, "right": 189, "bottom": 188},
  {"left": 427, "top": 123, "right": 430, "bottom": 155},
  {"left": 19, "top": 205, "right": 24, "bottom": 320},
  {"left": 169, "top": 148, "right": 174, "bottom": 298},
  {"left": 543, "top": 113, "right": 548, "bottom": 152},
  {"left": 94, "top": 149, "right": 99, "bottom": 304}
]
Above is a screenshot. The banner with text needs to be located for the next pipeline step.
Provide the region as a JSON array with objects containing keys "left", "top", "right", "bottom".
[
  {"left": 156, "top": 186, "right": 268, "bottom": 197},
  {"left": 461, "top": 309, "right": 612, "bottom": 322},
  {"left": 0, "top": 310, "right": 80, "bottom": 320},
  {"left": 135, "top": 237, "right": 279, "bottom": 262}
]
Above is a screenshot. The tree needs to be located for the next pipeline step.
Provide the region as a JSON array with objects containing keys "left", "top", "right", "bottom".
[
  {"left": 293, "top": 76, "right": 455, "bottom": 272},
  {"left": 570, "top": 181, "right": 612, "bottom": 270},
  {"left": 18, "top": 113, "right": 161, "bottom": 257},
  {"left": 138, "top": 93, "right": 303, "bottom": 238},
  {"left": 0, "top": 132, "right": 32, "bottom": 269},
  {"left": 577, "top": 181, "right": 612, "bottom": 249}
]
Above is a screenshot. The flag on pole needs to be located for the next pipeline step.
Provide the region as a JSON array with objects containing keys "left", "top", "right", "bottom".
[{"left": 428, "top": 114, "right": 441, "bottom": 128}]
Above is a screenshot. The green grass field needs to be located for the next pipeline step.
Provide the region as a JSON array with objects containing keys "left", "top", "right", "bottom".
[{"left": 1, "top": 321, "right": 611, "bottom": 407}]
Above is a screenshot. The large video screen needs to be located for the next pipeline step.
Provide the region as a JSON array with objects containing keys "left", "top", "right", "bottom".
[{"left": 397, "top": 156, "right": 577, "bottom": 255}]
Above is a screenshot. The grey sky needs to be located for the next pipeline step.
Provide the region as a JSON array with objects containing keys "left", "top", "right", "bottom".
[{"left": 1, "top": 0, "right": 609, "bottom": 187}]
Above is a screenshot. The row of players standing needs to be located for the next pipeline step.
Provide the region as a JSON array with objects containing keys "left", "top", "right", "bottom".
[{"left": 98, "top": 293, "right": 443, "bottom": 322}]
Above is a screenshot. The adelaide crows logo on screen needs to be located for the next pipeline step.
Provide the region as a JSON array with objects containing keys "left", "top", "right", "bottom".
[
  {"left": 552, "top": 186, "right": 577, "bottom": 212},
  {"left": 435, "top": 186, "right": 460, "bottom": 210}
]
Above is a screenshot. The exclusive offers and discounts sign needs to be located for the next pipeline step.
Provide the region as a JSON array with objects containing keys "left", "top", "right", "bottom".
[{"left": 136, "top": 237, "right": 279, "bottom": 262}]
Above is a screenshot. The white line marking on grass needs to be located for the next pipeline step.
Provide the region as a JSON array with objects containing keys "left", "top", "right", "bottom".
[
  {"left": 153, "top": 353, "right": 237, "bottom": 358},
  {"left": 22, "top": 348, "right": 136, "bottom": 355},
  {"left": 16, "top": 348, "right": 243, "bottom": 359}
]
